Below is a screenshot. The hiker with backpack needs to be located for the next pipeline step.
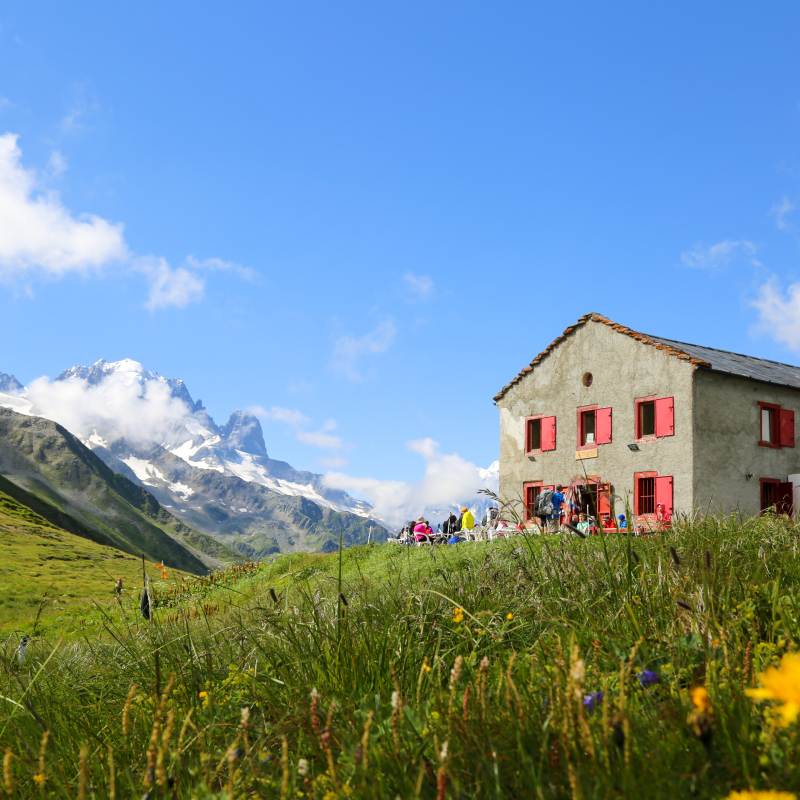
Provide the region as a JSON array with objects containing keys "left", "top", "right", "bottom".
[{"left": 535, "top": 485, "right": 567, "bottom": 533}]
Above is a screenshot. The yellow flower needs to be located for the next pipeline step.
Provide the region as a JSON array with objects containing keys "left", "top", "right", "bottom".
[
  {"left": 33, "top": 774, "right": 45, "bottom": 785},
  {"left": 453, "top": 607, "right": 464, "bottom": 624},
  {"left": 746, "top": 652, "right": 800, "bottom": 726},
  {"left": 199, "top": 691, "right": 208, "bottom": 698},
  {"left": 423, "top": 664, "right": 432, "bottom": 672},
  {"left": 506, "top": 613, "right": 514, "bottom": 621},
  {"left": 723, "top": 792, "right": 796, "bottom": 800},
  {"left": 690, "top": 686, "right": 712, "bottom": 712}
]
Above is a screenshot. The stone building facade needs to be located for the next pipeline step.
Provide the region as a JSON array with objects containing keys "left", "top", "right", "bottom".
[{"left": 494, "top": 313, "right": 800, "bottom": 523}]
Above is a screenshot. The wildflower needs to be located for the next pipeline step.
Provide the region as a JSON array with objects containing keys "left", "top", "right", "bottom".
[
  {"left": 746, "top": 652, "right": 800, "bottom": 726},
  {"left": 637, "top": 670, "right": 659, "bottom": 688},
  {"left": 690, "top": 687, "right": 712, "bottom": 712},
  {"left": 571, "top": 659, "right": 585, "bottom": 683},
  {"left": 583, "top": 692, "right": 603, "bottom": 715},
  {"left": 453, "top": 607, "right": 464, "bottom": 624},
  {"left": 450, "top": 656, "right": 463, "bottom": 686},
  {"left": 480, "top": 656, "right": 489, "bottom": 670},
  {"left": 199, "top": 691, "right": 208, "bottom": 698},
  {"left": 722, "top": 792, "right": 797, "bottom": 800},
  {"left": 506, "top": 613, "right": 514, "bottom": 621},
  {"left": 297, "top": 759, "right": 309, "bottom": 776},
  {"left": 423, "top": 664, "right": 432, "bottom": 673},
  {"left": 439, "top": 741, "right": 449, "bottom": 763},
  {"left": 310, "top": 688, "right": 319, "bottom": 700},
  {"left": 391, "top": 691, "right": 400, "bottom": 710},
  {"left": 33, "top": 773, "right": 45, "bottom": 785}
]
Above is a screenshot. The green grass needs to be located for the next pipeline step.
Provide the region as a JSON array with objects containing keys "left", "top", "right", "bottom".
[
  {"left": 0, "top": 491, "right": 192, "bottom": 637},
  {"left": 2, "top": 514, "right": 800, "bottom": 798}
]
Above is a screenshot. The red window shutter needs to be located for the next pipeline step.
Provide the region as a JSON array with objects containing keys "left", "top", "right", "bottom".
[
  {"left": 655, "top": 476, "right": 673, "bottom": 516},
  {"left": 780, "top": 409, "right": 795, "bottom": 448},
  {"left": 655, "top": 397, "right": 675, "bottom": 437},
  {"left": 778, "top": 482, "right": 793, "bottom": 516},
  {"left": 596, "top": 407, "right": 612, "bottom": 444},
  {"left": 597, "top": 484, "right": 611, "bottom": 520},
  {"left": 541, "top": 416, "right": 556, "bottom": 451}
]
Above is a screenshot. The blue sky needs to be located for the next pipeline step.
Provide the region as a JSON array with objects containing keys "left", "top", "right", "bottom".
[{"left": 1, "top": 2, "right": 800, "bottom": 490}]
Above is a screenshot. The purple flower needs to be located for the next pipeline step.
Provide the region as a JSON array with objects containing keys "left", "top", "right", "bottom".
[
  {"left": 583, "top": 691, "right": 603, "bottom": 714},
  {"left": 637, "top": 670, "right": 659, "bottom": 688}
]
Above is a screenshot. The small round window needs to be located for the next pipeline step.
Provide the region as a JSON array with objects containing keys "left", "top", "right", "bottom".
[{"left": 582, "top": 372, "right": 593, "bottom": 387}]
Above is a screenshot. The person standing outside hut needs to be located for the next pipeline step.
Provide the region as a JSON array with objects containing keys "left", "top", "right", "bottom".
[
  {"left": 460, "top": 506, "right": 474, "bottom": 532},
  {"left": 547, "top": 485, "right": 567, "bottom": 534}
]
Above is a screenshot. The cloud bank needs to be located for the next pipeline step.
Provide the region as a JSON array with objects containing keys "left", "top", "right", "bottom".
[
  {"left": 0, "top": 132, "right": 247, "bottom": 310},
  {"left": 323, "top": 438, "right": 492, "bottom": 528}
]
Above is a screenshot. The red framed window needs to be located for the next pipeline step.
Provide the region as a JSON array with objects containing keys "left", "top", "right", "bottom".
[
  {"left": 760, "top": 478, "right": 780, "bottom": 512},
  {"left": 525, "top": 415, "right": 557, "bottom": 453},
  {"left": 576, "top": 405, "right": 612, "bottom": 450},
  {"left": 633, "top": 471, "right": 673, "bottom": 518},
  {"left": 635, "top": 396, "right": 675, "bottom": 442},
  {"left": 758, "top": 402, "right": 794, "bottom": 448},
  {"left": 523, "top": 481, "right": 543, "bottom": 521}
]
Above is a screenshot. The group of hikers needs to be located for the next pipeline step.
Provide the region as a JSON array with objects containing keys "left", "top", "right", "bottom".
[{"left": 394, "top": 484, "right": 672, "bottom": 545}]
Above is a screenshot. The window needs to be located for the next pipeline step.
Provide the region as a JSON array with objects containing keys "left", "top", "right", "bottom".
[
  {"left": 526, "top": 418, "right": 541, "bottom": 452},
  {"left": 581, "top": 409, "right": 595, "bottom": 446},
  {"left": 761, "top": 479, "right": 779, "bottom": 512},
  {"left": 634, "top": 471, "right": 673, "bottom": 518},
  {"left": 576, "top": 405, "right": 612, "bottom": 450},
  {"left": 525, "top": 415, "right": 557, "bottom": 453},
  {"left": 637, "top": 476, "right": 655, "bottom": 515},
  {"left": 523, "top": 482, "right": 543, "bottom": 521},
  {"left": 758, "top": 402, "right": 794, "bottom": 449},
  {"left": 640, "top": 401, "right": 655, "bottom": 437},
  {"left": 635, "top": 396, "right": 674, "bottom": 441}
]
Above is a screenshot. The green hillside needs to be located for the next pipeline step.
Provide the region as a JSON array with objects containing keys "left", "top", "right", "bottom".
[
  {"left": 0, "top": 490, "right": 189, "bottom": 636},
  {"left": 0, "top": 407, "right": 244, "bottom": 573},
  {"left": 3, "top": 514, "right": 800, "bottom": 798}
]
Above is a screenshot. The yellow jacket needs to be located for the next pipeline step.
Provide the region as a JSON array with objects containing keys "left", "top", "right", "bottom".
[{"left": 461, "top": 510, "right": 475, "bottom": 530}]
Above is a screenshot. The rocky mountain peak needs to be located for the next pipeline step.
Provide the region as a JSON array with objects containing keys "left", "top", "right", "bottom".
[
  {"left": 221, "top": 410, "right": 268, "bottom": 457},
  {"left": 0, "top": 373, "right": 24, "bottom": 395}
]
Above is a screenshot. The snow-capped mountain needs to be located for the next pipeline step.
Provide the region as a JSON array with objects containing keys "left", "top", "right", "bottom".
[
  {"left": 0, "top": 360, "right": 382, "bottom": 557},
  {"left": 51, "top": 359, "right": 374, "bottom": 517}
]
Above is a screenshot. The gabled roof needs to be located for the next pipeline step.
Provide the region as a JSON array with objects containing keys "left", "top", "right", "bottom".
[{"left": 494, "top": 312, "right": 800, "bottom": 401}]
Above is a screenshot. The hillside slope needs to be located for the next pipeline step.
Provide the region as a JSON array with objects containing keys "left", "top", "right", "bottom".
[
  {"left": 0, "top": 407, "right": 243, "bottom": 573},
  {"left": 0, "top": 490, "right": 187, "bottom": 635}
]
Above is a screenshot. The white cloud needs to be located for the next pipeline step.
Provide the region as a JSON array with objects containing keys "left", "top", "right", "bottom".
[
  {"left": 0, "top": 133, "right": 249, "bottom": 311},
  {"left": 296, "top": 430, "right": 344, "bottom": 449},
  {"left": 680, "top": 240, "right": 757, "bottom": 271},
  {"left": 0, "top": 133, "right": 127, "bottom": 280},
  {"left": 403, "top": 272, "right": 434, "bottom": 301},
  {"left": 250, "top": 405, "right": 311, "bottom": 427},
  {"left": 48, "top": 150, "right": 67, "bottom": 176},
  {"left": 139, "top": 257, "right": 206, "bottom": 312},
  {"left": 771, "top": 197, "right": 795, "bottom": 231},
  {"left": 23, "top": 371, "right": 191, "bottom": 447},
  {"left": 251, "top": 404, "right": 350, "bottom": 455},
  {"left": 186, "top": 255, "right": 257, "bottom": 283},
  {"left": 332, "top": 319, "right": 396, "bottom": 381},
  {"left": 323, "top": 438, "right": 490, "bottom": 528},
  {"left": 319, "top": 456, "right": 349, "bottom": 468},
  {"left": 751, "top": 277, "right": 800, "bottom": 350}
]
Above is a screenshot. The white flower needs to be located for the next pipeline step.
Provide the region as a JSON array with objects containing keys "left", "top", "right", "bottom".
[
  {"left": 439, "top": 741, "right": 449, "bottom": 763},
  {"left": 310, "top": 688, "right": 319, "bottom": 700},
  {"left": 391, "top": 690, "right": 400, "bottom": 709},
  {"left": 297, "top": 759, "right": 309, "bottom": 776}
]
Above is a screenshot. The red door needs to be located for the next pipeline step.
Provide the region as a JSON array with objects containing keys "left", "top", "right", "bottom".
[{"left": 655, "top": 476, "right": 674, "bottom": 516}]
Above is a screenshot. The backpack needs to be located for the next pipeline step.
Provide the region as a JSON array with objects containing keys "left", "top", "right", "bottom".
[{"left": 535, "top": 489, "right": 555, "bottom": 517}]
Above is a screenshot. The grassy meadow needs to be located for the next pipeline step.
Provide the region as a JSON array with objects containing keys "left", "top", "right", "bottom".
[
  {"left": 2, "top": 514, "right": 800, "bottom": 798},
  {"left": 0, "top": 491, "right": 191, "bottom": 637}
]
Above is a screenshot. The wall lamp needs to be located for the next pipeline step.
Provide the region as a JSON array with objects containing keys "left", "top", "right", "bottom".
[
  {"left": 627, "top": 443, "right": 640, "bottom": 452},
  {"left": 527, "top": 456, "right": 536, "bottom": 462}
]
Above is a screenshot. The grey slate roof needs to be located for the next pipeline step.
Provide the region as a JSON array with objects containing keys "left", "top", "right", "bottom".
[{"left": 647, "top": 335, "right": 800, "bottom": 390}]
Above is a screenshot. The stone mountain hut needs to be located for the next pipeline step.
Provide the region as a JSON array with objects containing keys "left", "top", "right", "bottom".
[{"left": 494, "top": 313, "right": 800, "bottom": 523}]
